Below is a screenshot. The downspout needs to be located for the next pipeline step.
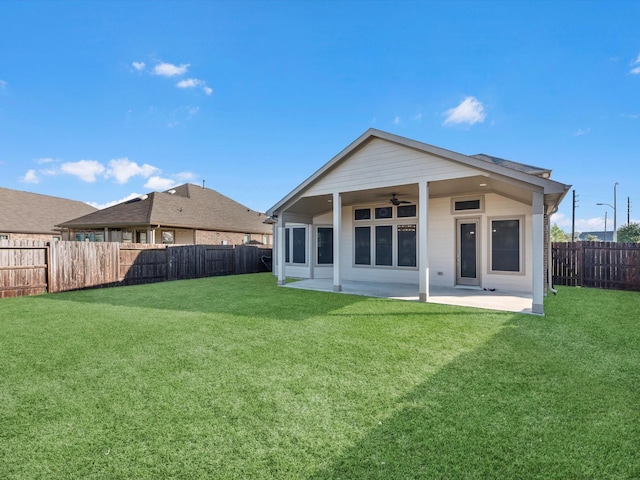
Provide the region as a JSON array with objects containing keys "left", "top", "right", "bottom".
[{"left": 546, "top": 208, "right": 557, "bottom": 295}]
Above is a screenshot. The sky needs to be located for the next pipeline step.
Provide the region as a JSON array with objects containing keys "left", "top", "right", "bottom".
[{"left": 1, "top": 0, "right": 638, "bottom": 235}]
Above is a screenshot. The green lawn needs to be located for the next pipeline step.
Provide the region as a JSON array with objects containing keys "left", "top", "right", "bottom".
[{"left": 1, "top": 274, "right": 638, "bottom": 479}]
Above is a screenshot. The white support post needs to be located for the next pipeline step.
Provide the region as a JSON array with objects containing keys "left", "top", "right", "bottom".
[
  {"left": 333, "top": 192, "right": 342, "bottom": 292},
  {"left": 276, "top": 216, "right": 286, "bottom": 286},
  {"left": 532, "top": 191, "right": 544, "bottom": 315},
  {"left": 418, "top": 182, "right": 429, "bottom": 302}
]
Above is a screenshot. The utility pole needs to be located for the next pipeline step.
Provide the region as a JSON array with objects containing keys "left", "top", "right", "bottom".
[
  {"left": 571, "top": 190, "right": 578, "bottom": 242},
  {"left": 613, "top": 182, "right": 618, "bottom": 242},
  {"left": 604, "top": 211, "right": 608, "bottom": 242}
]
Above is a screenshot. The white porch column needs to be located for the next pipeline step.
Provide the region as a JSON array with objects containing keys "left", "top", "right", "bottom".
[
  {"left": 532, "top": 191, "right": 544, "bottom": 315},
  {"left": 276, "top": 215, "right": 286, "bottom": 286},
  {"left": 418, "top": 181, "right": 429, "bottom": 302},
  {"left": 333, "top": 192, "right": 342, "bottom": 292}
]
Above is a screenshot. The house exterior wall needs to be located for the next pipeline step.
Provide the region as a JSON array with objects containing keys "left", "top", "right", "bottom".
[
  {"left": 0, "top": 232, "right": 62, "bottom": 242},
  {"left": 305, "top": 138, "right": 481, "bottom": 196},
  {"left": 280, "top": 191, "right": 534, "bottom": 294}
]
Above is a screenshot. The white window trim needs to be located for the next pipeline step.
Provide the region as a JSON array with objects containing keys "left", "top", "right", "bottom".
[
  {"left": 451, "top": 195, "right": 485, "bottom": 214},
  {"left": 487, "top": 215, "right": 525, "bottom": 276},
  {"left": 285, "top": 224, "right": 309, "bottom": 266}
]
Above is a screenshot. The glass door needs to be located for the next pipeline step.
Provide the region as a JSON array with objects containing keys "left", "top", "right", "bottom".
[{"left": 456, "top": 219, "right": 480, "bottom": 286}]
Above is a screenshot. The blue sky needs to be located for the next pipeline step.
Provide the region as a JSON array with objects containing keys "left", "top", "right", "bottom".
[{"left": 1, "top": 0, "right": 638, "bottom": 234}]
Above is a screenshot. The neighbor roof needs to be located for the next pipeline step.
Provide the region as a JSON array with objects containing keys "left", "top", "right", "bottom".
[
  {"left": 58, "top": 183, "right": 272, "bottom": 234},
  {"left": 0, "top": 187, "right": 97, "bottom": 235}
]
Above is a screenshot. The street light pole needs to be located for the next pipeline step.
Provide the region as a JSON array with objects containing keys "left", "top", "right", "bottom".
[{"left": 596, "top": 202, "right": 615, "bottom": 243}]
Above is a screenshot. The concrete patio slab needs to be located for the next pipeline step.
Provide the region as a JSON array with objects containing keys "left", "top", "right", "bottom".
[{"left": 282, "top": 278, "right": 534, "bottom": 314}]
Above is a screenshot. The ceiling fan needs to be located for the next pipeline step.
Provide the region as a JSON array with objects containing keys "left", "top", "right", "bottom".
[{"left": 389, "top": 193, "right": 411, "bottom": 206}]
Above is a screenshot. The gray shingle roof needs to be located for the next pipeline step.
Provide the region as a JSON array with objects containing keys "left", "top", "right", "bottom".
[
  {"left": 471, "top": 154, "right": 551, "bottom": 177},
  {"left": 0, "top": 187, "right": 97, "bottom": 235},
  {"left": 58, "top": 183, "right": 272, "bottom": 234}
]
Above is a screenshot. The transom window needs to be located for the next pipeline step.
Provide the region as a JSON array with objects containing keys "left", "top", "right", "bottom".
[{"left": 452, "top": 196, "right": 484, "bottom": 213}]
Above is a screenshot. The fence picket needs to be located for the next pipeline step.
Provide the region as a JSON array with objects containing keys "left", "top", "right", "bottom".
[
  {"left": 1, "top": 241, "right": 272, "bottom": 298},
  {"left": 552, "top": 241, "right": 640, "bottom": 291}
]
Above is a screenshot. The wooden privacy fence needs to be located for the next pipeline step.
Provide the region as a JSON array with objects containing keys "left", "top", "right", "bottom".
[
  {"left": 552, "top": 241, "right": 640, "bottom": 291},
  {"left": 0, "top": 240, "right": 272, "bottom": 298}
]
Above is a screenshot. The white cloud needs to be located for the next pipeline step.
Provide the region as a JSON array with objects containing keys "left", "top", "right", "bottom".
[
  {"left": 177, "top": 78, "right": 213, "bottom": 95},
  {"left": 154, "top": 62, "right": 189, "bottom": 77},
  {"left": 132, "top": 61, "right": 146, "bottom": 71},
  {"left": 443, "top": 96, "right": 486, "bottom": 126},
  {"left": 174, "top": 171, "right": 197, "bottom": 182},
  {"left": 393, "top": 116, "right": 401, "bottom": 125},
  {"left": 0, "top": 79, "right": 7, "bottom": 89},
  {"left": 631, "top": 53, "right": 640, "bottom": 74},
  {"left": 60, "top": 160, "right": 106, "bottom": 182},
  {"left": 106, "top": 157, "right": 159, "bottom": 184},
  {"left": 574, "top": 127, "right": 591, "bottom": 136},
  {"left": 21, "top": 169, "right": 39, "bottom": 184},
  {"left": 144, "top": 176, "right": 178, "bottom": 190},
  {"left": 177, "top": 78, "right": 201, "bottom": 89},
  {"left": 34, "top": 157, "right": 57, "bottom": 165},
  {"left": 88, "top": 193, "right": 142, "bottom": 210},
  {"left": 412, "top": 113, "right": 423, "bottom": 121}
]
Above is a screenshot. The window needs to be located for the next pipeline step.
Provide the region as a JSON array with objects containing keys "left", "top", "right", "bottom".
[
  {"left": 243, "top": 234, "right": 250, "bottom": 244},
  {"left": 292, "top": 228, "right": 306, "bottom": 263},
  {"left": 491, "top": 219, "right": 521, "bottom": 272},
  {"left": 375, "top": 207, "right": 393, "bottom": 219},
  {"left": 94, "top": 232, "right": 105, "bottom": 242},
  {"left": 354, "top": 226, "right": 371, "bottom": 265},
  {"left": 161, "top": 230, "right": 174, "bottom": 244},
  {"left": 0, "top": 234, "right": 8, "bottom": 240},
  {"left": 452, "top": 196, "right": 484, "bottom": 213},
  {"left": 354, "top": 208, "right": 371, "bottom": 220},
  {"left": 375, "top": 226, "right": 393, "bottom": 265},
  {"left": 263, "top": 234, "right": 269, "bottom": 245},
  {"left": 285, "top": 227, "right": 306, "bottom": 264},
  {"left": 317, "top": 227, "right": 333, "bottom": 264},
  {"left": 397, "top": 224, "right": 417, "bottom": 267},
  {"left": 353, "top": 205, "right": 417, "bottom": 269},
  {"left": 122, "top": 231, "right": 133, "bottom": 243},
  {"left": 397, "top": 205, "right": 417, "bottom": 218}
]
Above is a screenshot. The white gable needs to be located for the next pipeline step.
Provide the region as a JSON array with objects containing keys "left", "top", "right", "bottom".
[{"left": 305, "top": 138, "right": 483, "bottom": 197}]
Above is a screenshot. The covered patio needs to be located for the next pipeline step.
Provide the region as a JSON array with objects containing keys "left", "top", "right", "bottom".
[{"left": 282, "top": 278, "right": 536, "bottom": 314}]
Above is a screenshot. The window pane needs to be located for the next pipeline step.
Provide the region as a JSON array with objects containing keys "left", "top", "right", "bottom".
[
  {"left": 455, "top": 199, "right": 481, "bottom": 211},
  {"left": 375, "top": 207, "right": 393, "bottom": 219},
  {"left": 161, "top": 231, "right": 173, "bottom": 244},
  {"left": 375, "top": 225, "right": 393, "bottom": 266},
  {"left": 292, "top": 227, "right": 306, "bottom": 264},
  {"left": 492, "top": 220, "right": 520, "bottom": 271},
  {"left": 317, "top": 227, "right": 333, "bottom": 264},
  {"left": 397, "top": 224, "right": 416, "bottom": 267},
  {"left": 354, "top": 208, "right": 371, "bottom": 220},
  {"left": 355, "top": 226, "right": 371, "bottom": 265},
  {"left": 397, "top": 205, "right": 417, "bottom": 217},
  {"left": 285, "top": 228, "right": 290, "bottom": 263},
  {"left": 460, "top": 223, "right": 477, "bottom": 278}
]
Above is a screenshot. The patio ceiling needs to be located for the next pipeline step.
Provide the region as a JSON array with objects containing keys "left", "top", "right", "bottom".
[{"left": 282, "top": 174, "right": 541, "bottom": 217}]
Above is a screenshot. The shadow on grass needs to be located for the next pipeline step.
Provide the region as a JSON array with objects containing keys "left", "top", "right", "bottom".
[
  {"left": 309, "top": 305, "right": 640, "bottom": 480},
  {"left": 39, "top": 273, "right": 493, "bottom": 321}
]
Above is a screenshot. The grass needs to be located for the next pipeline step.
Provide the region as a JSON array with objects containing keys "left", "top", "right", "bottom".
[{"left": 1, "top": 273, "right": 639, "bottom": 479}]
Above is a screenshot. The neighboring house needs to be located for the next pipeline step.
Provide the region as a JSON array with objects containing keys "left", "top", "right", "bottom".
[
  {"left": 0, "top": 187, "right": 97, "bottom": 242},
  {"left": 267, "top": 129, "right": 571, "bottom": 315},
  {"left": 578, "top": 231, "right": 614, "bottom": 242},
  {"left": 58, "top": 183, "right": 272, "bottom": 246}
]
